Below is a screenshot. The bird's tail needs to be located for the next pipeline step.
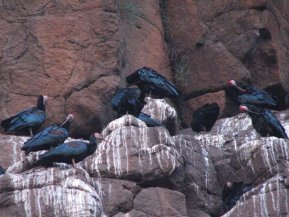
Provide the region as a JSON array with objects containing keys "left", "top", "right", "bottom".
[
  {"left": 34, "top": 156, "right": 53, "bottom": 167},
  {"left": 1, "top": 116, "right": 16, "bottom": 131}
]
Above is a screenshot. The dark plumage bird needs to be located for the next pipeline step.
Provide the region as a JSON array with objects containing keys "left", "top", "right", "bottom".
[
  {"left": 126, "top": 67, "right": 182, "bottom": 98},
  {"left": 227, "top": 80, "right": 277, "bottom": 108},
  {"left": 37, "top": 133, "right": 101, "bottom": 167},
  {"left": 191, "top": 103, "right": 220, "bottom": 132},
  {"left": 111, "top": 88, "right": 146, "bottom": 117},
  {"left": 222, "top": 181, "right": 253, "bottom": 213},
  {"left": 138, "top": 112, "right": 164, "bottom": 127},
  {"left": 1, "top": 95, "right": 48, "bottom": 136},
  {"left": 22, "top": 114, "right": 74, "bottom": 155},
  {"left": 240, "top": 105, "right": 288, "bottom": 138},
  {"left": 285, "top": 93, "right": 289, "bottom": 109},
  {"left": 0, "top": 166, "right": 5, "bottom": 175}
]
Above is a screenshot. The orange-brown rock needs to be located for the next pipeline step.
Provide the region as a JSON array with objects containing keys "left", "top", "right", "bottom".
[{"left": 1, "top": 0, "right": 289, "bottom": 136}]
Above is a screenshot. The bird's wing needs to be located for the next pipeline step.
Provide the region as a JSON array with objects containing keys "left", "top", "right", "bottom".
[
  {"left": 49, "top": 127, "right": 69, "bottom": 137},
  {"left": 40, "top": 141, "right": 87, "bottom": 159},
  {"left": 138, "top": 68, "right": 181, "bottom": 96},
  {"left": 24, "top": 124, "right": 58, "bottom": 145},
  {"left": 138, "top": 113, "right": 163, "bottom": 127},
  {"left": 263, "top": 111, "right": 288, "bottom": 138},
  {"left": 238, "top": 92, "right": 276, "bottom": 107},
  {"left": 111, "top": 89, "right": 129, "bottom": 110}
]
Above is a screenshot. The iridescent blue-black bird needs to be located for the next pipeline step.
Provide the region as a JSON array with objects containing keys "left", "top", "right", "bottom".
[
  {"left": 1, "top": 95, "right": 48, "bottom": 136},
  {"left": 240, "top": 105, "right": 288, "bottom": 138},
  {"left": 111, "top": 88, "right": 146, "bottom": 117},
  {"left": 126, "top": 67, "right": 182, "bottom": 98},
  {"left": 228, "top": 80, "right": 277, "bottom": 108},
  {"left": 138, "top": 112, "right": 164, "bottom": 127},
  {"left": 22, "top": 114, "right": 74, "bottom": 155},
  {"left": 191, "top": 103, "right": 220, "bottom": 132},
  {"left": 0, "top": 166, "right": 5, "bottom": 175},
  {"left": 37, "top": 133, "right": 101, "bottom": 167},
  {"left": 222, "top": 181, "right": 253, "bottom": 213}
]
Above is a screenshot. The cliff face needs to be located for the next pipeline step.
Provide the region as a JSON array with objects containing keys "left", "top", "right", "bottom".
[
  {"left": 1, "top": 1, "right": 289, "bottom": 216},
  {"left": 1, "top": 98, "right": 289, "bottom": 217},
  {"left": 1, "top": 0, "right": 289, "bottom": 136}
]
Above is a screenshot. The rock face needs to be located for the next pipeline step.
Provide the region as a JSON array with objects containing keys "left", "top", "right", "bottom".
[
  {"left": 1, "top": 98, "right": 289, "bottom": 216},
  {"left": 1, "top": 0, "right": 289, "bottom": 136}
]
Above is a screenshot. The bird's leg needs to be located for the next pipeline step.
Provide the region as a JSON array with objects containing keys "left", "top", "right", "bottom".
[
  {"left": 29, "top": 127, "right": 33, "bottom": 137},
  {"left": 72, "top": 158, "right": 77, "bottom": 168},
  {"left": 203, "top": 127, "right": 206, "bottom": 132},
  {"left": 149, "top": 90, "right": 152, "bottom": 98}
]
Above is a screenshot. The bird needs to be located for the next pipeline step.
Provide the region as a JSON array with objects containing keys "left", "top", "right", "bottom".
[
  {"left": 36, "top": 133, "right": 102, "bottom": 167},
  {"left": 1, "top": 95, "right": 48, "bottom": 136},
  {"left": 111, "top": 88, "right": 146, "bottom": 117},
  {"left": 191, "top": 103, "right": 220, "bottom": 132},
  {"left": 0, "top": 166, "right": 4, "bottom": 175},
  {"left": 222, "top": 181, "right": 253, "bottom": 213},
  {"left": 285, "top": 93, "right": 289, "bottom": 109},
  {"left": 126, "top": 66, "right": 182, "bottom": 98},
  {"left": 240, "top": 104, "right": 288, "bottom": 138},
  {"left": 21, "top": 114, "right": 74, "bottom": 155},
  {"left": 138, "top": 112, "right": 164, "bottom": 127},
  {"left": 227, "top": 80, "right": 277, "bottom": 108}
]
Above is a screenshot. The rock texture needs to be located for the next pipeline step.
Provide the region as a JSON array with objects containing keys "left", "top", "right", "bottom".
[
  {"left": 1, "top": 97, "right": 289, "bottom": 216},
  {"left": 1, "top": 0, "right": 289, "bottom": 136}
]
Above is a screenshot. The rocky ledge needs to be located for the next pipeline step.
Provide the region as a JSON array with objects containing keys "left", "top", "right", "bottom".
[{"left": 1, "top": 99, "right": 289, "bottom": 217}]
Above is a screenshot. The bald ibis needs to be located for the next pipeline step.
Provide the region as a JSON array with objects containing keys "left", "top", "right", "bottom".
[
  {"left": 126, "top": 67, "right": 182, "bottom": 98},
  {"left": 240, "top": 105, "right": 288, "bottom": 138},
  {"left": 22, "top": 114, "right": 74, "bottom": 155},
  {"left": 1, "top": 95, "right": 47, "bottom": 136},
  {"left": 222, "top": 181, "right": 253, "bottom": 213},
  {"left": 0, "top": 166, "right": 4, "bottom": 175},
  {"left": 191, "top": 103, "right": 220, "bottom": 132},
  {"left": 111, "top": 88, "right": 146, "bottom": 117},
  {"left": 37, "top": 133, "right": 101, "bottom": 167},
  {"left": 227, "top": 80, "right": 277, "bottom": 108}
]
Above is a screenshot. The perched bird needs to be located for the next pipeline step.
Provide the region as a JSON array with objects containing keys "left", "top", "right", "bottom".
[
  {"left": 240, "top": 105, "right": 288, "bottom": 138},
  {"left": 111, "top": 88, "right": 146, "bottom": 117},
  {"left": 138, "top": 112, "right": 164, "bottom": 127},
  {"left": 227, "top": 80, "right": 277, "bottom": 108},
  {"left": 126, "top": 66, "right": 182, "bottom": 98},
  {"left": 21, "top": 114, "right": 74, "bottom": 155},
  {"left": 0, "top": 166, "right": 4, "bottom": 175},
  {"left": 37, "top": 133, "right": 101, "bottom": 167},
  {"left": 1, "top": 95, "right": 48, "bottom": 136},
  {"left": 222, "top": 181, "right": 253, "bottom": 213},
  {"left": 191, "top": 103, "right": 220, "bottom": 132},
  {"left": 285, "top": 93, "right": 289, "bottom": 109}
]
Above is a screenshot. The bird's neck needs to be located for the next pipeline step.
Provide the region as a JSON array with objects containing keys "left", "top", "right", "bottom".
[
  {"left": 37, "top": 102, "right": 46, "bottom": 111},
  {"left": 87, "top": 142, "right": 97, "bottom": 155},
  {"left": 61, "top": 121, "right": 71, "bottom": 129}
]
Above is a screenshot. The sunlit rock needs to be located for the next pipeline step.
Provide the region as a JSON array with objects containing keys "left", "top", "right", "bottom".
[
  {"left": 170, "top": 135, "right": 223, "bottom": 216},
  {"left": 94, "top": 178, "right": 140, "bottom": 216},
  {"left": 229, "top": 137, "right": 289, "bottom": 184},
  {"left": 113, "top": 187, "right": 187, "bottom": 217},
  {"left": 0, "top": 167, "right": 104, "bottom": 217},
  {"left": 141, "top": 97, "right": 178, "bottom": 135},
  {"left": 83, "top": 115, "right": 180, "bottom": 182},
  {"left": 0, "top": 135, "right": 28, "bottom": 169},
  {"left": 221, "top": 174, "right": 289, "bottom": 217}
]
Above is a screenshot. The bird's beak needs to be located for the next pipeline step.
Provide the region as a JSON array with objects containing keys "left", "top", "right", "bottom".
[
  {"left": 59, "top": 114, "right": 74, "bottom": 127},
  {"left": 228, "top": 80, "right": 246, "bottom": 93}
]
